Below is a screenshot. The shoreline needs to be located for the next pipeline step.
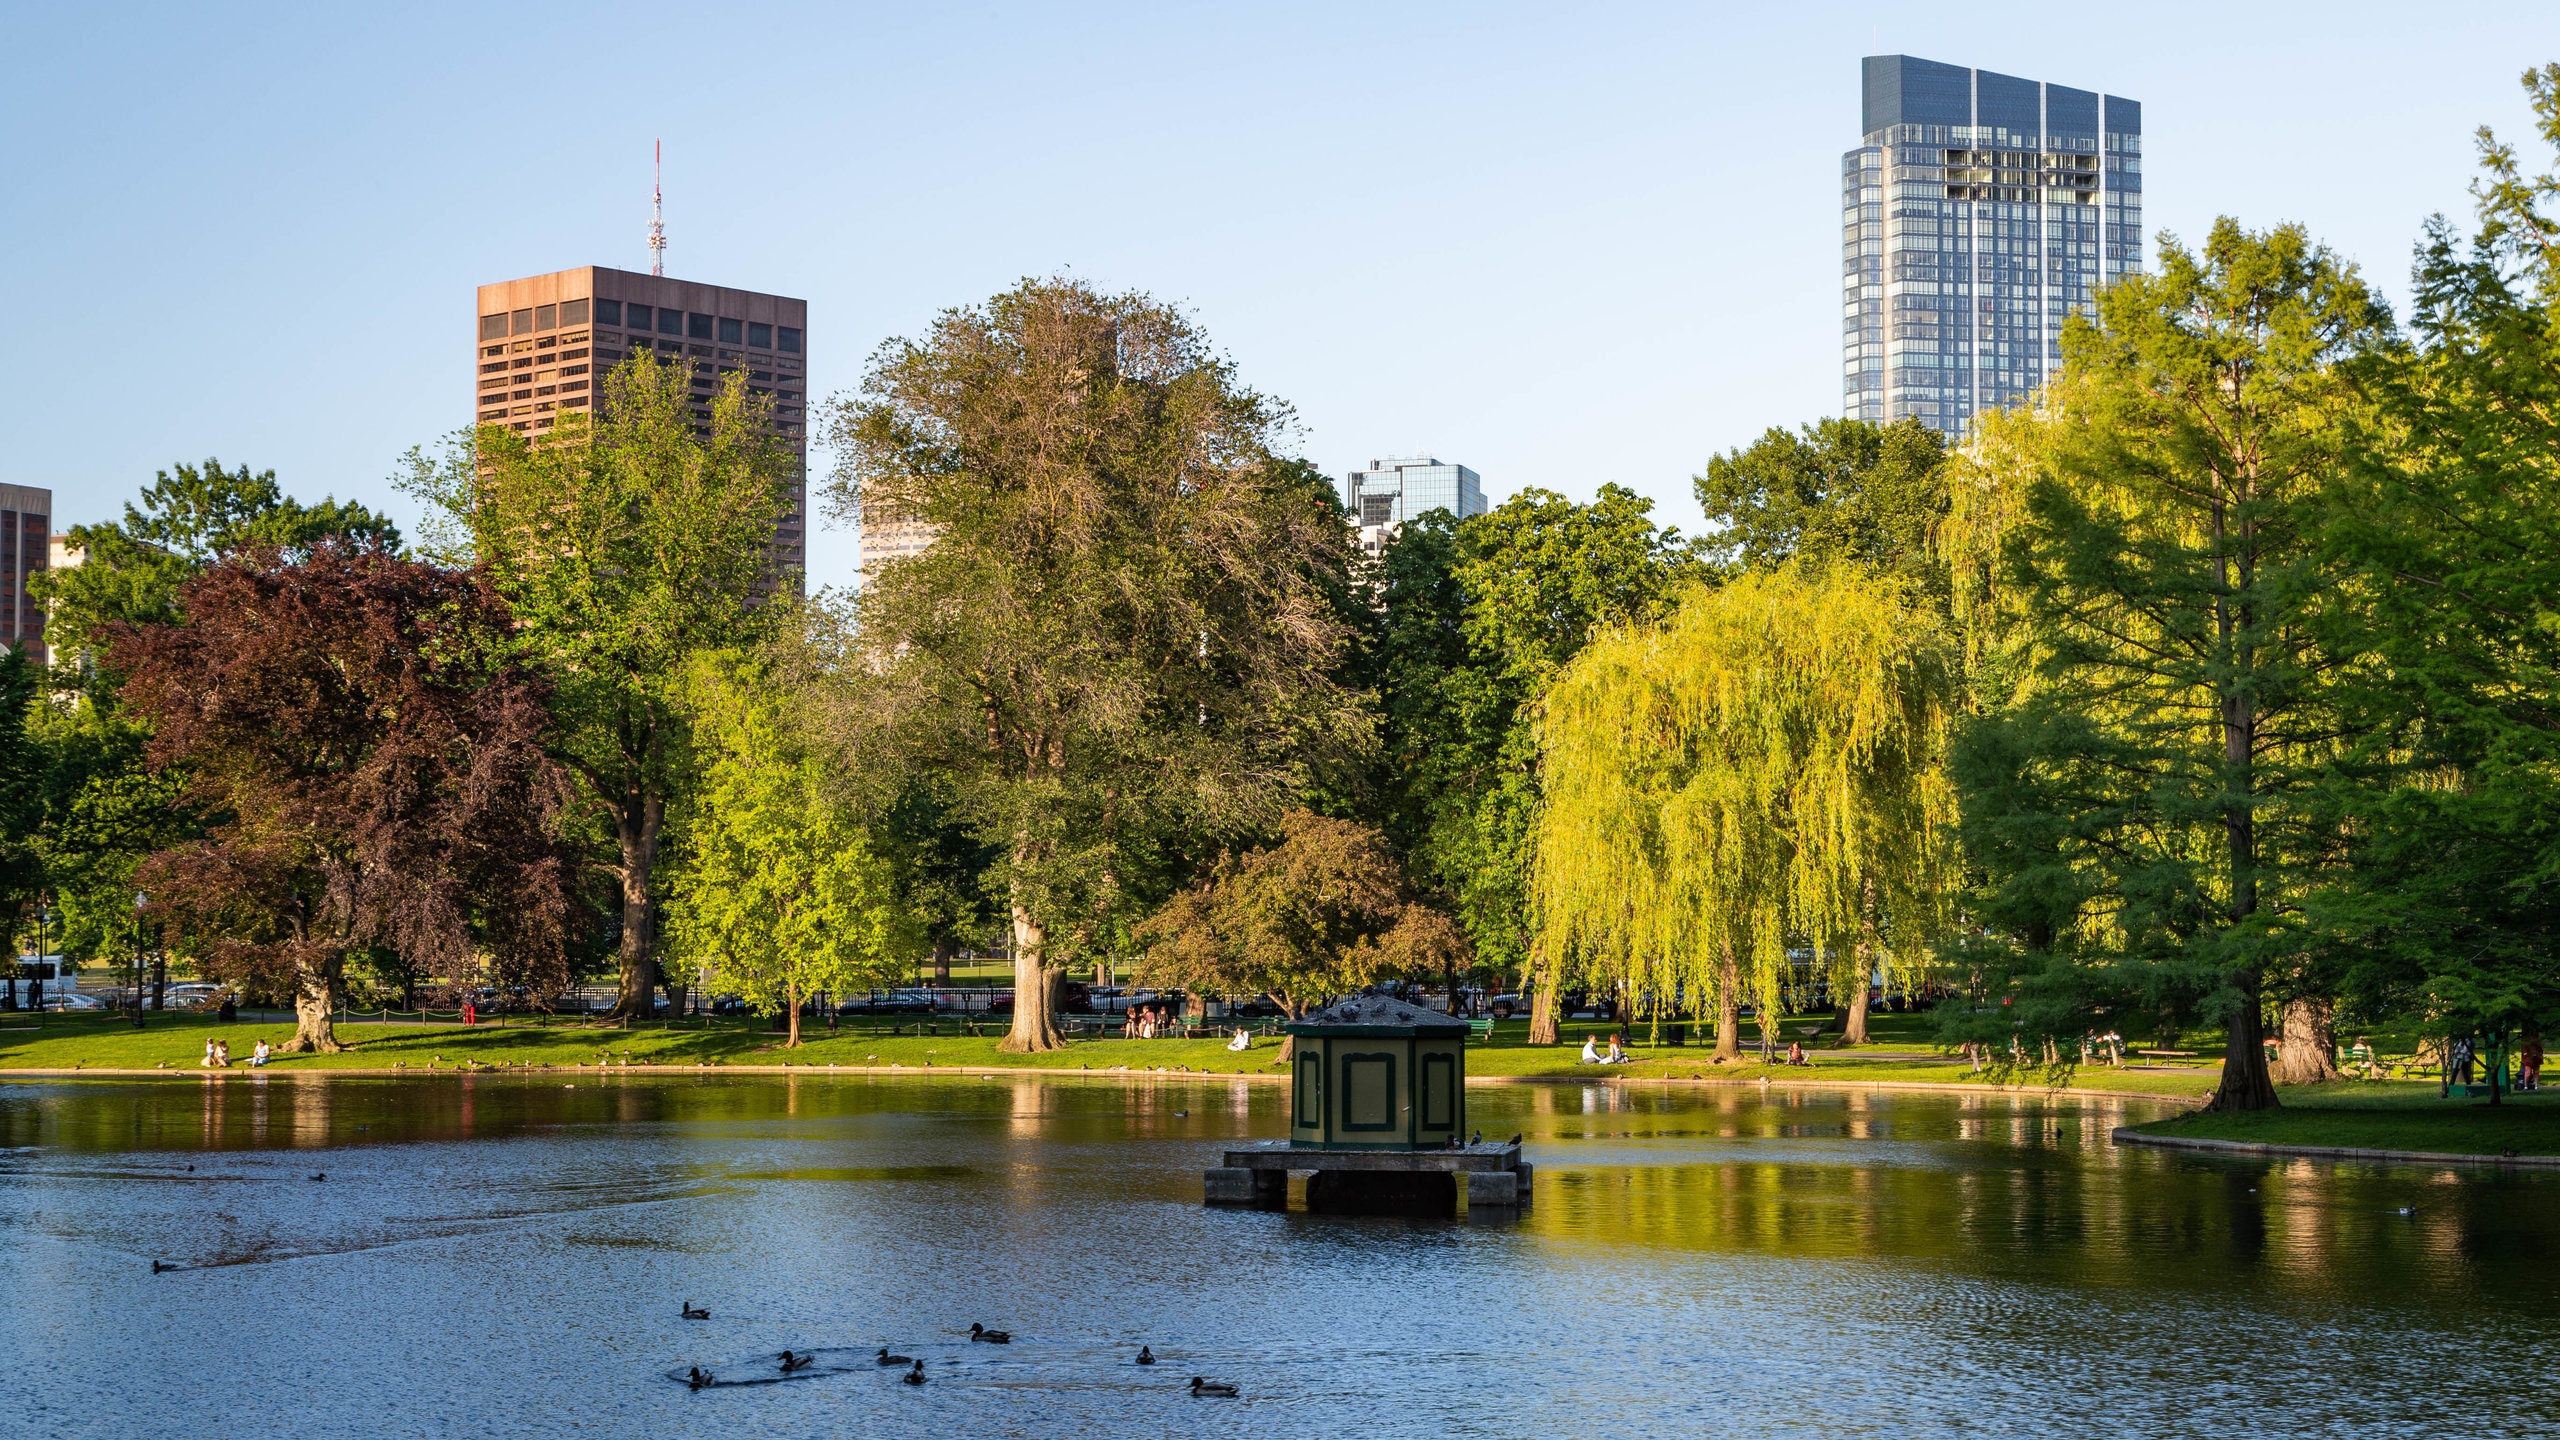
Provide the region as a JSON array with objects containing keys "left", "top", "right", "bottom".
[
  {"left": 0, "top": 1061, "right": 2204, "bottom": 1104},
  {"left": 2110, "top": 1126, "right": 2560, "bottom": 1170}
]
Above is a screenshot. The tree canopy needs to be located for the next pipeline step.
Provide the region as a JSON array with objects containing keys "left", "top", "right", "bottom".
[{"left": 822, "top": 276, "right": 1367, "bottom": 1051}]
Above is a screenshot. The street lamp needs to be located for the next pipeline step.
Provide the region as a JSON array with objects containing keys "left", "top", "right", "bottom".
[{"left": 131, "top": 891, "right": 147, "bottom": 1030}]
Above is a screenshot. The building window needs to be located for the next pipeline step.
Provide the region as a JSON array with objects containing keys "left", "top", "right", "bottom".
[
  {"left": 511, "top": 308, "right": 533, "bottom": 335},
  {"left": 480, "top": 314, "right": 508, "bottom": 341},
  {"left": 560, "top": 298, "right": 589, "bottom": 326},
  {"left": 747, "top": 322, "right": 771, "bottom": 349},
  {"left": 625, "top": 303, "right": 651, "bottom": 331},
  {"left": 717, "top": 317, "right": 742, "bottom": 344},
  {"left": 688, "top": 312, "right": 713, "bottom": 340},
  {"left": 778, "top": 327, "right": 801, "bottom": 353},
  {"left": 535, "top": 304, "right": 556, "bottom": 331},
  {"left": 479, "top": 408, "right": 507, "bottom": 421},
  {"left": 659, "top": 309, "right": 684, "bottom": 336},
  {"left": 594, "top": 299, "right": 621, "bottom": 326}
]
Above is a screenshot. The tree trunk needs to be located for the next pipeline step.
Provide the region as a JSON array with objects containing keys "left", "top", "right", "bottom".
[
  {"left": 998, "top": 898, "right": 1064, "bottom": 1053},
  {"left": 610, "top": 796, "right": 664, "bottom": 1018},
  {"left": 1843, "top": 984, "right": 1871, "bottom": 1048},
  {"left": 283, "top": 954, "right": 345, "bottom": 1054},
  {"left": 2204, "top": 976, "right": 2279, "bottom": 1111},
  {"left": 1713, "top": 942, "right": 1742, "bottom": 1060},
  {"left": 785, "top": 976, "right": 801, "bottom": 1048},
  {"left": 1525, "top": 949, "right": 1560, "bottom": 1046},
  {"left": 1845, "top": 874, "right": 1879, "bottom": 1046},
  {"left": 932, "top": 937, "right": 953, "bottom": 985},
  {"left": 2274, "top": 996, "right": 2339, "bottom": 1086}
]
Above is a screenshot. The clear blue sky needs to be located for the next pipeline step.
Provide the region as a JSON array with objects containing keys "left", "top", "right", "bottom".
[{"left": 14, "top": 2, "right": 2559, "bottom": 593}]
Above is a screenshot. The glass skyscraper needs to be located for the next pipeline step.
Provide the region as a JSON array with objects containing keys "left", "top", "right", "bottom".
[
  {"left": 1844, "top": 55, "right": 2142, "bottom": 438},
  {"left": 1343, "top": 455, "right": 1486, "bottom": 556}
]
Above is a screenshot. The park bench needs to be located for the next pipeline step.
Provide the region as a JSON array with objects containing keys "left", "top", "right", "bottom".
[{"left": 1468, "top": 1017, "right": 1496, "bottom": 1043}]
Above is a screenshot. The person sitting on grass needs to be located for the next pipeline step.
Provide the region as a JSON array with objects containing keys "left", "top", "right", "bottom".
[
  {"left": 202, "top": 1039, "right": 219, "bottom": 1069},
  {"left": 249, "top": 1040, "right": 272, "bottom": 1068},
  {"left": 1604, "top": 1033, "right": 1630, "bottom": 1064},
  {"left": 1579, "top": 1035, "right": 1603, "bottom": 1064},
  {"left": 1227, "top": 1026, "right": 1251, "bottom": 1053},
  {"left": 215, "top": 1040, "right": 230, "bottom": 1068},
  {"left": 1785, "top": 1040, "right": 1809, "bottom": 1067}
]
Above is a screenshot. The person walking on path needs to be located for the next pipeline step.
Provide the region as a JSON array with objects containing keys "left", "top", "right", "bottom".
[{"left": 2522, "top": 1029, "right": 2544, "bottom": 1093}]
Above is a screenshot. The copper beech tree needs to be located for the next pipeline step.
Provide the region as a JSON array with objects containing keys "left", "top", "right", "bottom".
[{"left": 109, "top": 543, "right": 577, "bottom": 1052}]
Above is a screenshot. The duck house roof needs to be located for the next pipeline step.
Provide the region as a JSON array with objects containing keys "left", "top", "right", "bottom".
[{"left": 1284, "top": 995, "right": 1470, "bottom": 1037}]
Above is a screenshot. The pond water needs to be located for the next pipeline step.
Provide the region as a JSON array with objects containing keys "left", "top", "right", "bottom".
[{"left": 0, "top": 1073, "right": 2553, "bottom": 1439}]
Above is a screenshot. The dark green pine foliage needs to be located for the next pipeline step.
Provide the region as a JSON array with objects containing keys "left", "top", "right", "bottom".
[
  {"left": 2311, "top": 65, "right": 2560, "bottom": 1046},
  {"left": 1948, "top": 219, "right": 2390, "bottom": 1109}
]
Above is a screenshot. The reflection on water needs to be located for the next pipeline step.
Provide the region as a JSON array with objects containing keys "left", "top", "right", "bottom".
[{"left": 1, "top": 1074, "right": 2553, "bottom": 1438}]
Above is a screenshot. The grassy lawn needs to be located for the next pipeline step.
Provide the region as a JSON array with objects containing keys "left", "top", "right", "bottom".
[
  {"left": 0, "top": 1012, "right": 2213, "bottom": 1096},
  {"left": 2124, "top": 1082, "right": 2560, "bottom": 1157}
]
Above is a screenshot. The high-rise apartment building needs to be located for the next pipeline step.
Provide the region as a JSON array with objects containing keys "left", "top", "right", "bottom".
[
  {"left": 0, "top": 485, "right": 50, "bottom": 662},
  {"left": 1343, "top": 456, "right": 1486, "bottom": 556},
  {"left": 1844, "top": 55, "right": 2143, "bottom": 438},
  {"left": 474, "top": 267, "right": 810, "bottom": 583},
  {"left": 856, "top": 507, "right": 937, "bottom": 580}
]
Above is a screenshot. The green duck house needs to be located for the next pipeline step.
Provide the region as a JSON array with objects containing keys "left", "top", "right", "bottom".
[{"left": 1204, "top": 995, "right": 1529, "bottom": 1215}]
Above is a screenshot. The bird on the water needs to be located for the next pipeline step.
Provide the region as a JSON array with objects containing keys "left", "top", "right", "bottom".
[
  {"left": 1136, "top": 1346, "right": 1155, "bottom": 1365},
  {"left": 310, "top": 1172, "right": 325, "bottom": 1181},
  {"left": 877, "top": 1346, "right": 913, "bottom": 1366},
  {"left": 970, "top": 1323, "right": 1011, "bottom": 1343},
  {"left": 779, "top": 1350, "right": 814, "bottom": 1373},
  {"left": 681, "top": 1301, "right": 709, "bottom": 1319},
  {"left": 902, "top": 1361, "right": 927, "bottom": 1386},
  {"left": 152, "top": 1260, "right": 173, "bottom": 1273},
  {"left": 1190, "top": 1377, "right": 1239, "bottom": 1397},
  {"left": 687, "top": 1367, "right": 711, "bottom": 1390}
]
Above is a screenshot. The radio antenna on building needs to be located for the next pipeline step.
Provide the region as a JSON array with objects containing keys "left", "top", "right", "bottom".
[{"left": 648, "top": 139, "right": 668, "bottom": 277}]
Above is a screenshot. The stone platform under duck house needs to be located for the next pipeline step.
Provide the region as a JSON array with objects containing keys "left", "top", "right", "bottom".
[{"left": 1202, "top": 995, "right": 1531, "bottom": 1217}]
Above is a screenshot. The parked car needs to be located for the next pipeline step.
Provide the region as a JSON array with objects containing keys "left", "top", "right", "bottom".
[
  {"left": 48, "top": 992, "right": 104, "bottom": 1012},
  {"left": 836, "top": 990, "right": 938, "bottom": 1016},
  {"left": 986, "top": 983, "right": 1094, "bottom": 1016}
]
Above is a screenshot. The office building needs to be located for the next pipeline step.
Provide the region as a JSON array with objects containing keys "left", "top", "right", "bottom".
[
  {"left": 0, "top": 486, "right": 49, "bottom": 662},
  {"left": 1343, "top": 456, "right": 1486, "bottom": 556},
  {"left": 856, "top": 505, "right": 937, "bottom": 581},
  {"left": 1844, "top": 55, "right": 2143, "bottom": 438},
  {"left": 474, "top": 267, "right": 809, "bottom": 584}
]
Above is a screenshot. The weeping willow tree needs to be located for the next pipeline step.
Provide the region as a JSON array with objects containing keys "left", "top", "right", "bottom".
[{"left": 1535, "top": 564, "right": 1957, "bottom": 1057}]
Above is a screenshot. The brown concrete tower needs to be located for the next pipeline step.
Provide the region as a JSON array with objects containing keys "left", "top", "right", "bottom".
[{"left": 473, "top": 267, "right": 808, "bottom": 587}]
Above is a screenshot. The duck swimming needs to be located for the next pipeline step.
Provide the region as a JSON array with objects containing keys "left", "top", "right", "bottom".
[
  {"left": 779, "top": 1350, "right": 814, "bottom": 1373},
  {"left": 1190, "top": 1377, "right": 1239, "bottom": 1397},
  {"left": 680, "top": 1301, "right": 709, "bottom": 1320},
  {"left": 1136, "top": 1346, "right": 1155, "bottom": 1365},
  {"left": 902, "top": 1360, "right": 927, "bottom": 1386},
  {"left": 877, "top": 1347, "right": 913, "bottom": 1366},
  {"left": 687, "top": 1367, "right": 711, "bottom": 1390},
  {"left": 969, "top": 1323, "right": 1011, "bottom": 1343}
]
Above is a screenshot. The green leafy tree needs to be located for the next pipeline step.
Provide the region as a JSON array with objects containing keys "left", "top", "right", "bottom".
[
  {"left": 36, "top": 459, "right": 397, "bottom": 685},
  {"left": 1134, "top": 809, "right": 1468, "bottom": 1035},
  {"left": 1948, "top": 219, "right": 2390, "bottom": 1110},
  {"left": 1374, "top": 486, "right": 1692, "bottom": 1043},
  {"left": 0, "top": 650, "right": 45, "bottom": 998},
  {"left": 402, "top": 353, "right": 796, "bottom": 1017},
  {"left": 823, "top": 277, "right": 1367, "bottom": 1052},
  {"left": 1536, "top": 565, "right": 1956, "bottom": 1058},
  {"left": 1696, "top": 416, "right": 1950, "bottom": 595},
  {"left": 2308, "top": 65, "right": 2560, "bottom": 1068},
  {"left": 664, "top": 656, "right": 910, "bottom": 1047}
]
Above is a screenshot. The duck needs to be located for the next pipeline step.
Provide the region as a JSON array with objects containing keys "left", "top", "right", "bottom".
[
  {"left": 152, "top": 1260, "right": 173, "bottom": 1273},
  {"left": 1469, "top": 1130, "right": 1482, "bottom": 1146},
  {"left": 687, "top": 1367, "right": 711, "bottom": 1390},
  {"left": 681, "top": 1301, "right": 709, "bottom": 1320},
  {"left": 1189, "top": 1377, "right": 1239, "bottom": 1397},
  {"left": 876, "top": 1347, "right": 913, "bottom": 1366},
  {"left": 310, "top": 1172, "right": 326, "bottom": 1182},
  {"left": 902, "top": 1360, "right": 927, "bottom": 1386},
  {"left": 1507, "top": 1133, "right": 1522, "bottom": 1147},
  {"left": 1136, "top": 1346, "right": 1156, "bottom": 1366},
  {"left": 779, "top": 1350, "right": 815, "bottom": 1373},
  {"left": 969, "top": 1323, "right": 1011, "bottom": 1343}
]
